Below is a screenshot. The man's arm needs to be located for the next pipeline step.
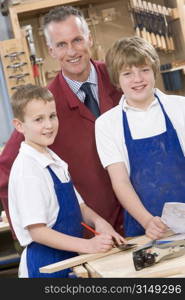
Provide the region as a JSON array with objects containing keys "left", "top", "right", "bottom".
[
  {"left": 0, "top": 129, "right": 23, "bottom": 198},
  {"left": 107, "top": 162, "right": 167, "bottom": 239},
  {"left": 0, "top": 129, "right": 24, "bottom": 238}
]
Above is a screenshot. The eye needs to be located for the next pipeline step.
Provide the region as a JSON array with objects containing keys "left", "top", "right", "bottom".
[
  {"left": 74, "top": 37, "right": 83, "bottom": 42},
  {"left": 57, "top": 42, "right": 66, "bottom": 48},
  {"left": 142, "top": 68, "right": 150, "bottom": 72},
  {"left": 122, "top": 72, "right": 131, "bottom": 77},
  {"left": 35, "top": 117, "right": 43, "bottom": 122},
  {"left": 50, "top": 113, "right": 57, "bottom": 119}
]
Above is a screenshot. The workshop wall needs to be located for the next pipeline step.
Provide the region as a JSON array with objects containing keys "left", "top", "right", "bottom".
[
  {"left": 1, "top": 0, "right": 185, "bottom": 146},
  {"left": 8, "top": 0, "right": 185, "bottom": 94}
]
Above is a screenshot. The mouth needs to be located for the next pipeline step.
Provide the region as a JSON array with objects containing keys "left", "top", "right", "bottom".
[
  {"left": 132, "top": 85, "right": 146, "bottom": 91},
  {"left": 68, "top": 57, "right": 81, "bottom": 64},
  {"left": 42, "top": 132, "right": 54, "bottom": 138}
]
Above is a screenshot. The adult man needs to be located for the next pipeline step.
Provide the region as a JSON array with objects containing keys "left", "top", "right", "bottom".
[{"left": 0, "top": 6, "right": 123, "bottom": 237}]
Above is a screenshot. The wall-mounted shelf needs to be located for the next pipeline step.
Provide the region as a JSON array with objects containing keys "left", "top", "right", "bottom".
[{"left": 160, "top": 65, "right": 185, "bottom": 73}]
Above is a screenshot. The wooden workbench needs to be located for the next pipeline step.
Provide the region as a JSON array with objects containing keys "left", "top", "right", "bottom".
[
  {"left": 73, "top": 234, "right": 185, "bottom": 278},
  {"left": 0, "top": 221, "right": 10, "bottom": 233},
  {"left": 40, "top": 233, "right": 185, "bottom": 278}
]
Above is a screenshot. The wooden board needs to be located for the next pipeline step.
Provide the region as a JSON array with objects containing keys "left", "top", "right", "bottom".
[
  {"left": 0, "top": 222, "right": 10, "bottom": 233},
  {"left": 39, "top": 246, "right": 123, "bottom": 274},
  {"left": 0, "top": 37, "right": 34, "bottom": 97}
]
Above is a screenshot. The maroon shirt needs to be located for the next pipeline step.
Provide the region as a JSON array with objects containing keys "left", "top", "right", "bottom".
[{"left": 0, "top": 60, "right": 123, "bottom": 238}]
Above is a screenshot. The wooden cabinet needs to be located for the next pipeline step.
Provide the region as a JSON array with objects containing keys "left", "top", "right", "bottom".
[{"left": 1, "top": 0, "right": 185, "bottom": 97}]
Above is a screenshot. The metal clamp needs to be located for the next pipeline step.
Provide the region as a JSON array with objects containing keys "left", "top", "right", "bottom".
[
  {"left": 5, "top": 51, "right": 25, "bottom": 61},
  {"left": 7, "top": 62, "right": 27, "bottom": 72},
  {"left": 133, "top": 239, "right": 185, "bottom": 270},
  {"left": 9, "top": 73, "right": 29, "bottom": 84}
]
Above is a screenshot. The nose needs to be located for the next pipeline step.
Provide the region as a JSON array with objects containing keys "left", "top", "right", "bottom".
[
  {"left": 66, "top": 44, "right": 76, "bottom": 56},
  {"left": 44, "top": 119, "right": 53, "bottom": 129},
  {"left": 133, "top": 70, "right": 143, "bottom": 82}
]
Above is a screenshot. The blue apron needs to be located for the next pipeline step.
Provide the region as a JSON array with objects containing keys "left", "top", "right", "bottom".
[
  {"left": 26, "top": 166, "right": 83, "bottom": 277},
  {"left": 122, "top": 95, "right": 185, "bottom": 237}
]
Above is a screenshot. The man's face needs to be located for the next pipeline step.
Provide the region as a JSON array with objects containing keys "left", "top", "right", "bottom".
[{"left": 48, "top": 16, "right": 93, "bottom": 82}]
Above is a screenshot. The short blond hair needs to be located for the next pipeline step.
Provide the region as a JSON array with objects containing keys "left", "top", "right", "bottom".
[
  {"left": 11, "top": 84, "right": 54, "bottom": 121},
  {"left": 105, "top": 36, "right": 160, "bottom": 87}
]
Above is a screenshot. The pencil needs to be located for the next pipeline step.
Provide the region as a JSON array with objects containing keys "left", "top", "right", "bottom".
[{"left": 81, "top": 222, "right": 100, "bottom": 235}]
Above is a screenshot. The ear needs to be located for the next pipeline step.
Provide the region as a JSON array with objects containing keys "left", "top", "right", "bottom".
[
  {"left": 88, "top": 33, "right": 93, "bottom": 48},
  {"left": 49, "top": 46, "right": 56, "bottom": 59},
  {"left": 12, "top": 118, "right": 24, "bottom": 134}
]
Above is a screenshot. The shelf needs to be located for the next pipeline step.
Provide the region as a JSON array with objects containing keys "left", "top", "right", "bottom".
[{"left": 160, "top": 65, "right": 185, "bottom": 73}]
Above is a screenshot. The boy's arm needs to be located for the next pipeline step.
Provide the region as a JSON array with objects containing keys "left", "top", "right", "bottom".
[
  {"left": 107, "top": 162, "right": 167, "bottom": 239},
  {"left": 27, "top": 223, "right": 113, "bottom": 254},
  {"left": 80, "top": 203, "right": 126, "bottom": 244}
]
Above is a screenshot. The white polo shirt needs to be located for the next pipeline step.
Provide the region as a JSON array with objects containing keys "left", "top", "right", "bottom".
[
  {"left": 95, "top": 88, "right": 185, "bottom": 174},
  {"left": 8, "top": 142, "right": 84, "bottom": 247}
]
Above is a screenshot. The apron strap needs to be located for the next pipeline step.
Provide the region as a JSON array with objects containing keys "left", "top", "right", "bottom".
[{"left": 47, "top": 166, "right": 61, "bottom": 185}]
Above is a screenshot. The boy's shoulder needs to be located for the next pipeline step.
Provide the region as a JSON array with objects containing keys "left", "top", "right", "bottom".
[
  {"left": 96, "top": 97, "right": 123, "bottom": 125},
  {"left": 10, "top": 150, "right": 39, "bottom": 177}
]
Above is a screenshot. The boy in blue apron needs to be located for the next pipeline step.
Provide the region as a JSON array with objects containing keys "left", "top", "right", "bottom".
[
  {"left": 95, "top": 36, "right": 185, "bottom": 240},
  {"left": 8, "top": 84, "right": 125, "bottom": 278}
]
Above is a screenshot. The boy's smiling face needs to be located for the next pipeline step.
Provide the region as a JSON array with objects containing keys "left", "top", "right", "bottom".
[
  {"left": 14, "top": 99, "right": 58, "bottom": 153},
  {"left": 119, "top": 64, "right": 155, "bottom": 109}
]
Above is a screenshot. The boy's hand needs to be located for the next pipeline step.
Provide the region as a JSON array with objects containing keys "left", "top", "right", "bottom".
[
  {"left": 145, "top": 216, "right": 168, "bottom": 240},
  {"left": 87, "top": 233, "right": 114, "bottom": 253},
  {"left": 95, "top": 219, "right": 126, "bottom": 246}
]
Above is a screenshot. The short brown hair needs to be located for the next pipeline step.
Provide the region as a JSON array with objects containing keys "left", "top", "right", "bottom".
[
  {"left": 11, "top": 84, "right": 54, "bottom": 121},
  {"left": 105, "top": 36, "right": 160, "bottom": 87}
]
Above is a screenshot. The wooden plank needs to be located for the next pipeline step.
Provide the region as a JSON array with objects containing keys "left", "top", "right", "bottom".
[
  {"left": 39, "top": 234, "right": 152, "bottom": 274},
  {"left": 39, "top": 247, "right": 122, "bottom": 274},
  {"left": 73, "top": 265, "right": 89, "bottom": 278},
  {"left": 84, "top": 263, "right": 100, "bottom": 278},
  {"left": 9, "top": 7, "right": 21, "bottom": 39},
  {"left": 0, "top": 37, "right": 35, "bottom": 97},
  {"left": 10, "top": 0, "right": 81, "bottom": 14},
  {"left": 0, "top": 222, "right": 10, "bottom": 232}
]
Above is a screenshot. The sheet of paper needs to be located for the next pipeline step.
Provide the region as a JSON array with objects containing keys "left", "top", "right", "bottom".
[{"left": 161, "top": 202, "right": 185, "bottom": 234}]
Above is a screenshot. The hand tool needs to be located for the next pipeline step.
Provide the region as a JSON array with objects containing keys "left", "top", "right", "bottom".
[
  {"left": 133, "top": 239, "right": 185, "bottom": 270},
  {"left": 81, "top": 222, "right": 136, "bottom": 250}
]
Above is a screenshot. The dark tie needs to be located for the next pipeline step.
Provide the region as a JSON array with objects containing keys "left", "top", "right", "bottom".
[{"left": 80, "top": 82, "right": 100, "bottom": 118}]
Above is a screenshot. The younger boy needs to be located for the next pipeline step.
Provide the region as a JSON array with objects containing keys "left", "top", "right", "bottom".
[
  {"left": 95, "top": 36, "right": 185, "bottom": 240},
  {"left": 8, "top": 84, "right": 125, "bottom": 278}
]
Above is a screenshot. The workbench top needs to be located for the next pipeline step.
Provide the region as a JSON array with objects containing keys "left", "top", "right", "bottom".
[{"left": 84, "top": 235, "right": 185, "bottom": 278}]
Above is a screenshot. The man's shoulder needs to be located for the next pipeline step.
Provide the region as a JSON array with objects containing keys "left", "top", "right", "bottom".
[{"left": 47, "top": 73, "right": 60, "bottom": 91}]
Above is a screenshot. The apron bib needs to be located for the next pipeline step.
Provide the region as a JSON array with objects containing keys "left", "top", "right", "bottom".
[
  {"left": 123, "top": 95, "right": 185, "bottom": 237},
  {"left": 26, "top": 166, "right": 83, "bottom": 277}
]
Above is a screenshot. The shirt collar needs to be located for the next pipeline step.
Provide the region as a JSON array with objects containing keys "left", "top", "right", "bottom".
[
  {"left": 19, "top": 142, "right": 67, "bottom": 169},
  {"left": 121, "top": 90, "right": 159, "bottom": 112},
  {"left": 62, "top": 62, "right": 97, "bottom": 94}
]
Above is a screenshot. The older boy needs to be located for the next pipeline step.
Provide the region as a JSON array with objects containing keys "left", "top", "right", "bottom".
[
  {"left": 95, "top": 36, "right": 185, "bottom": 240},
  {"left": 8, "top": 84, "right": 125, "bottom": 278}
]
